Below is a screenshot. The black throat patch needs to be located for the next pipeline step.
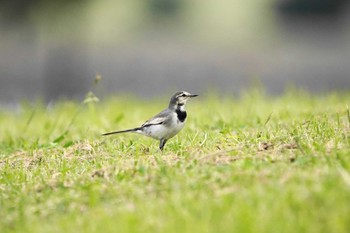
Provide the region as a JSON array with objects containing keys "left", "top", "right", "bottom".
[{"left": 176, "top": 109, "right": 187, "bottom": 122}]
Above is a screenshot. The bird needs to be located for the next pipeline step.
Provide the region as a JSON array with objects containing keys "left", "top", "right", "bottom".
[{"left": 102, "top": 91, "right": 198, "bottom": 150}]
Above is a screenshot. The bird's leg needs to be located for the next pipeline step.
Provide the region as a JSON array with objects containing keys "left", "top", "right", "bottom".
[{"left": 159, "top": 139, "right": 167, "bottom": 151}]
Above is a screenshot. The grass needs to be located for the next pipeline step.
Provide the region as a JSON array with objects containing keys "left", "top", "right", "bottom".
[{"left": 0, "top": 89, "right": 350, "bottom": 233}]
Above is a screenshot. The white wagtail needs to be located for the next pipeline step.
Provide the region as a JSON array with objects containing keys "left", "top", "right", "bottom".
[{"left": 102, "top": 91, "right": 198, "bottom": 150}]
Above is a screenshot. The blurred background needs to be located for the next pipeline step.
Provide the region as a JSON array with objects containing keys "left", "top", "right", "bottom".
[{"left": 1, "top": 0, "right": 350, "bottom": 104}]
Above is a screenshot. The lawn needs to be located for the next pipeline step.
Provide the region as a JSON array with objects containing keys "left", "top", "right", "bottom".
[{"left": 0, "top": 89, "right": 350, "bottom": 233}]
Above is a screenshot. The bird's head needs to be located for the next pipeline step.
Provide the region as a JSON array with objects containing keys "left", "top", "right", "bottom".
[{"left": 169, "top": 91, "right": 198, "bottom": 108}]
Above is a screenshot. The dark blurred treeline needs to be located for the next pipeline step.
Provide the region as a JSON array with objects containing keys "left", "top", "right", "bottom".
[
  {"left": 277, "top": 0, "right": 348, "bottom": 15},
  {"left": 0, "top": 0, "right": 186, "bottom": 25},
  {"left": 0, "top": 0, "right": 83, "bottom": 25},
  {"left": 1, "top": 0, "right": 348, "bottom": 20}
]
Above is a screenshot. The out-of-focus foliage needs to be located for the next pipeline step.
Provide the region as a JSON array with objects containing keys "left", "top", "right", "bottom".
[{"left": 0, "top": 0, "right": 86, "bottom": 24}]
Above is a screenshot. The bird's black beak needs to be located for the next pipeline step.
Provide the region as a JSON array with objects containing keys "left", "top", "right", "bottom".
[{"left": 190, "top": 94, "right": 198, "bottom": 98}]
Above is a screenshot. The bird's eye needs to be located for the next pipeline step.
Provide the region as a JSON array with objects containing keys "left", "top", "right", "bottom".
[{"left": 181, "top": 94, "right": 186, "bottom": 97}]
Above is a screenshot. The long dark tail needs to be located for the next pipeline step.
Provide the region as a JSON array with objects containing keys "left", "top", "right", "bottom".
[{"left": 102, "top": 127, "right": 141, "bottom": 136}]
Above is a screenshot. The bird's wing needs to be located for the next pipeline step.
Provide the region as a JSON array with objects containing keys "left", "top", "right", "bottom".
[{"left": 141, "top": 109, "right": 172, "bottom": 128}]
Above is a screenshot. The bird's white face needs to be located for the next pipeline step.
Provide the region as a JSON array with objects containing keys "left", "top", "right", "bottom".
[{"left": 175, "top": 91, "right": 198, "bottom": 105}]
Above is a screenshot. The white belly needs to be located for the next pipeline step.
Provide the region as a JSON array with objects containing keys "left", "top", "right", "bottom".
[{"left": 142, "top": 116, "right": 185, "bottom": 140}]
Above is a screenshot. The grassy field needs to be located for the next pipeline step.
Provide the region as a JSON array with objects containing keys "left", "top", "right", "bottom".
[{"left": 1, "top": 89, "right": 350, "bottom": 233}]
